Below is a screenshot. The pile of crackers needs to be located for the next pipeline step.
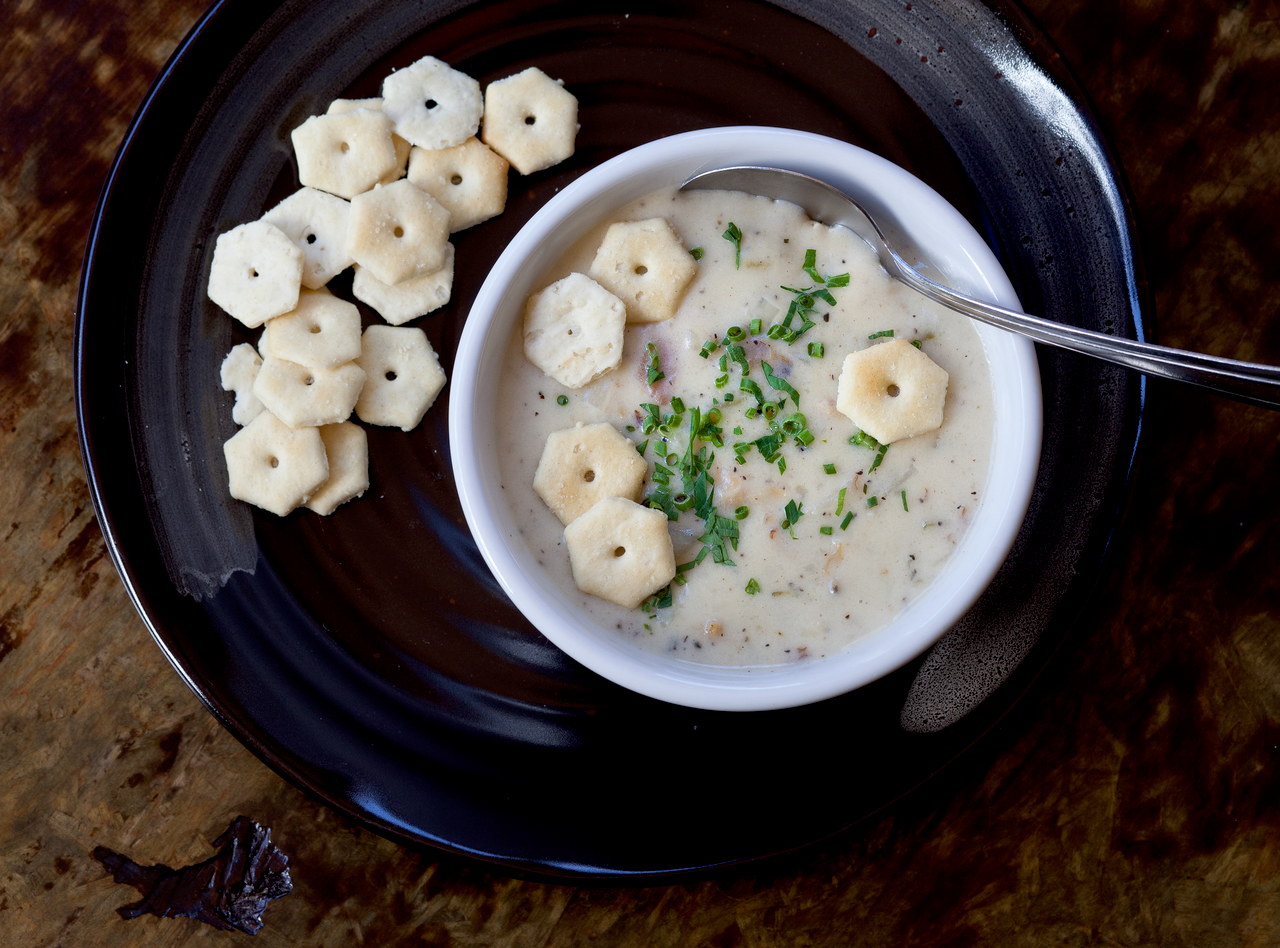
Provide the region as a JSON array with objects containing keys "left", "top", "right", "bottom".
[{"left": 209, "top": 57, "right": 579, "bottom": 516}]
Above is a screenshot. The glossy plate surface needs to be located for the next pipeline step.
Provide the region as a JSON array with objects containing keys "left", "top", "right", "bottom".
[{"left": 76, "top": 0, "right": 1144, "bottom": 879}]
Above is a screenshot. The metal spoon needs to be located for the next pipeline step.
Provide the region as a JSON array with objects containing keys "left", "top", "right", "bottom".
[{"left": 681, "top": 166, "right": 1280, "bottom": 410}]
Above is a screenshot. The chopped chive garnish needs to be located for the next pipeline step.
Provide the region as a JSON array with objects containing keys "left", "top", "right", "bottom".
[
  {"left": 761, "top": 361, "right": 800, "bottom": 406},
  {"left": 749, "top": 317, "right": 763, "bottom": 335},
  {"left": 641, "top": 585, "right": 673, "bottom": 612},
  {"left": 734, "top": 505, "right": 750, "bottom": 520},
  {"left": 819, "top": 525, "right": 834, "bottom": 535},
  {"left": 868, "top": 329, "right": 895, "bottom": 340},
  {"left": 699, "top": 337, "right": 720, "bottom": 358},
  {"left": 823, "top": 462, "right": 837, "bottom": 475},
  {"left": 670, "top": 396, "right": 686, "bottom": 414},
  {"left": 637, "top": 439, "right": 649, "bottom": 456},
  {"left": 726, "top": 325, "right": 746, "bottom": 342},
  {"left": 840, "top": 512, "right": 855, "bottom": 530},
  {"left": 802, "top": 248, "right": 822, "bottom": 282},
  {"left": 836, "top": 486, "right": 847, "bottom": 516},
  {"left": 807, "top": 341, "right": 825, "bottom": 358},
  {"left": 556, "top": 393, "right": 569, "bottom": 406},
  {"left": 866, "top": 496, "right": 879, "bottom": 508},
  {"left": 690, "top": 246, "right": 704, "bottom": 260},
  {"left": 782, "top": 498, "right": 804, "bottom": 531},
  {"left": 910, "top": 339, "right": 923, "bottom": 349},
  {"left": 722, "top": 222, "right": 743, "bottom": 268},
  {"left": 870, "top": 443, "right": 889, "bottom": 472},
  {"left": 740, "top": 377, "right": 765, "bottom": 404},
  {"left": 645, "top": 342, "right": 665, "bottom": 385},
  {"left": 745, "top": 578, "right": 761, "bottom": 595},
  {"left": 901, "top": 489, "right": 909, "bottom": 511},
  {"left": 780, "top": 412, "right": 807, "bottom": 435}
]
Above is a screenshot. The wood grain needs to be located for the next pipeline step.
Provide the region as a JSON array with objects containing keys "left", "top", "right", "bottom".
[{"left": 2, "top": 0, "right": 1277, "bottom": 944}]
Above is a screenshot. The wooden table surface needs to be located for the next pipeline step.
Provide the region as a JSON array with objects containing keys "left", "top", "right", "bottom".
[{"left": 3, "top": 0, "right": 1278, "bottom": 944}]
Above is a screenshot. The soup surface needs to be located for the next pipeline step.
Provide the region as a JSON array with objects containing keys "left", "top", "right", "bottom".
[{"left": 495, "top": 188, "right": 994, "bottom": 667}]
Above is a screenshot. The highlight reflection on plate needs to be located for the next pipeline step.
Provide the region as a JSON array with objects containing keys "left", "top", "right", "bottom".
[{"left": 76, "top": 0, "right": 1143, "bottom": 879}]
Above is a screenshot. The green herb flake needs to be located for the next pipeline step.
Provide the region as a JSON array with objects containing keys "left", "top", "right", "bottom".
[
  {"left": 807, "top": 341, "right": 825, "bottom": 358},
  {"left": 840, "top": 512, "right": 855, "bottom": 530},
  {"left": 819, "top": 525, "right": 834, "bottom": 536},
  {"left": 782, "top": 498, "right": 804, "bottom": 535},
  {"left": 901, "top": 489, "right": 909, "bottom": 511},
  {"left": 644, "top": 342, "right": 665, "bottom": 385},
  {"left": 868, "top": 329, "right": 895, "bottom": 340},
  {"left": 745, "top": 578, "right": 761, "bottom": 595},
  {"left": 555, "top": 393, "right": 569, "bottom": 406},
  {"left": 823, "top": 462, "right": 837, "bottom": 475},
  {"left": 690, "top": 246, "right": 705, "bottom": 260},
  {"left": 866, "top": 496, "right": 879, "bottom": 509},
  {"left": 722, "top": 222, "right": 743, "bottom": 268},
  {"left": 761, "top": 361, "right": 800, "bottom": 406}
]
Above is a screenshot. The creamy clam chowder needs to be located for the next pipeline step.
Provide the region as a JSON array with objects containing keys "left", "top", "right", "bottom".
[{"left": 495, "top": 188, "right": 994, "bottom": 667}]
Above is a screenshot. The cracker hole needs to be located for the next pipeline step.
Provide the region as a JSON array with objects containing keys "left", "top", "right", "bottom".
[
  {"left": 268, "top": 456, "right": 280, "bottom": 469},
  {"left": 339, "top": 141, "right": 350, "bottom": 153},
  {"left": 248, "top": 268, "right": 260, "bottom": 279},
  {"left": 308, "top": 323, "right": 322, "bottom": 334},
  {"left": 393, "top": 225, "right": 405, "bottom": 239},
  {"left": 424, "top": 98, "right": 438, "bottom": 110},
  {"left": 385, "top": 370, "right": 398, "bottom": 381},
  {"left": 633, "top": 264, "right": 648, "bottom": 275},
  {"left": 305, "top": 233, "right": 318, "bottom": 245},
  {"left": 612, "top": 546, "right": 626, "bottom": 558},
  {"left": 449, "top": 173, "right": 463, "bottom": 186},
  {"left": 582, "top": 469, "right": 596, "bottom": 482},
  {"left": 303, "top": 375, "right": 315, "bottom": 386},
  {"left": 886, "top": 383, "right": 901, "bottom": 398},
  {"left": 524, "top": 114, "right": 536, "bottom": 125}
]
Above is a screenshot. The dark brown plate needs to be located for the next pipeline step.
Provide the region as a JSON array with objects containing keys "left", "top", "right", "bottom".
[{"left": 75, "top": 0, "right": 1144, "bottom": 880}]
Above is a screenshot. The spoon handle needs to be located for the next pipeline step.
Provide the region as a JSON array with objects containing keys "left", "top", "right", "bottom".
[{"left": 888, "top": 251, "right": 1280, "bottom": 410}]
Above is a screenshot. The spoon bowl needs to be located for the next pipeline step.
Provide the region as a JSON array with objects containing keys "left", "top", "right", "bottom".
[{"left": 682, "top": 166, "right": 1280, "bottom": 409}]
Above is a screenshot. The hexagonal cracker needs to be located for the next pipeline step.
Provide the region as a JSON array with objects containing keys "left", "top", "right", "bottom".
[
  {"left": 326, "top": 97, "right": 411, "bottom": 182},
  {"left": 223, "top": 410, "right": 329, "bottom": 516},
  {"left": 564, "top": 496, "right": 677, "bottom": 610},
  {"left": 835, "top": 337, "right": 950, "bottom": 444},
  {"left": 522, "top": 272, "right": 625, "bottom": 389},
  {"left": 220, "top": 342, "right": 266, "bottom": 427},
  {"left": 347, "top": 179, "right": 450, "bottom": 286},
  {"left": 305, "top": 422, "right": 370, "bottom": 515},
  {"left": 587, "top": 218, "right": 697, "bottom": 324},
  {"left": 206, "top": 220, "right": 303, "bottom": 328},
  {"left": 354, "top": 324, "right": 447, "bottom": 431},
  {"left": 381, "top": 55, "right": 483, "bottom": 151},
  {"left": 481, "top": 67, "right": 578, "bottom": 175},
  {"left": 406, "top": 137, "right": 508, "bottom": 232},
  {"left": 259, "top": 289, "right": 363, "bottom": 369},
  {"left": 351, "top": 244, "right": 454, "bottom": 326},
  {"left": 533, "top": 422, "right": 647, "bottom": 526},
  {"left": 290, "top": 109, "right": 400, "bottom": 200},
  {"left": 252, "top": 356, "right": 366, "bottom": 429},
  {"left": 261, "top": 186, "right": 354, "bottom": 289}
]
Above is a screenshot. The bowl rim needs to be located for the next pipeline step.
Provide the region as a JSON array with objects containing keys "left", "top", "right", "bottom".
[{"left": 450, "top": 125, "right": 1042, "bottom": 711}]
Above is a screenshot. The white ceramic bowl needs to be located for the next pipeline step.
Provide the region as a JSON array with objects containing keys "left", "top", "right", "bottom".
[{"left": 450, "top": 126, "right": 1041, "bottom": 711}]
